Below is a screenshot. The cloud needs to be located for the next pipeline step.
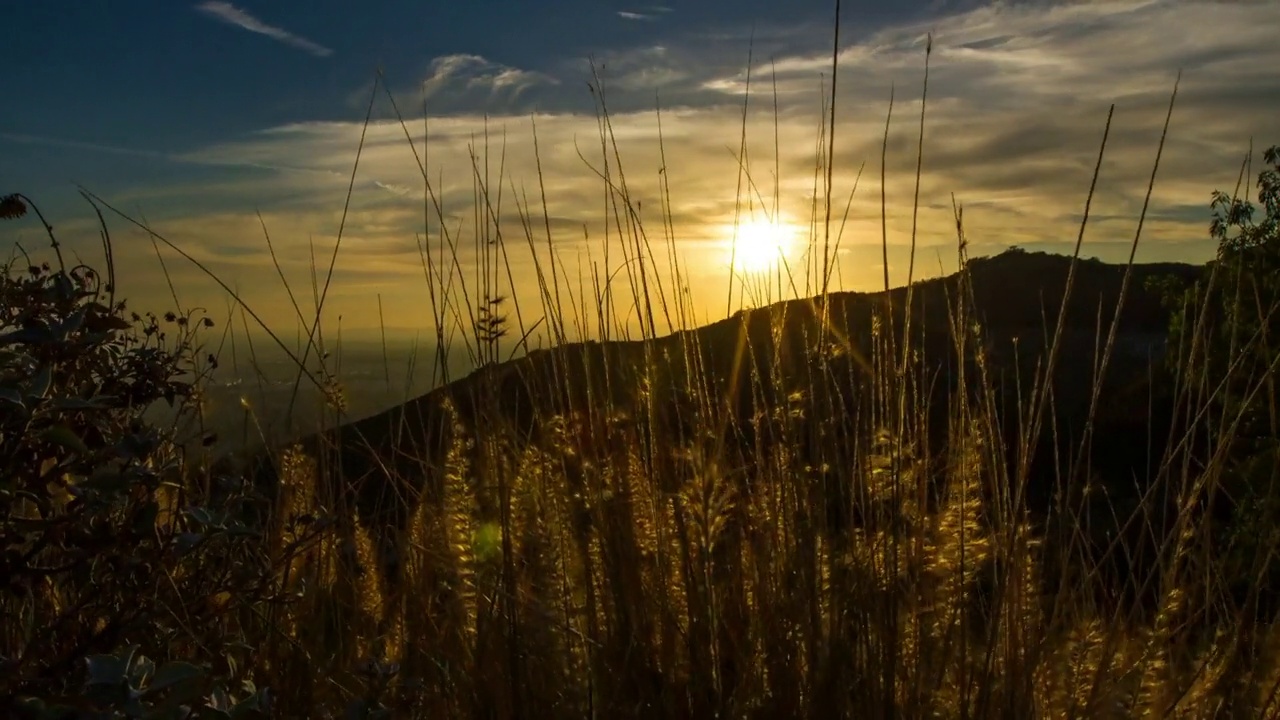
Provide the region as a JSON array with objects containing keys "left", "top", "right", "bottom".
[
  {"left": 618, "top": 5, "right": 674, "bottom": 20},
  {"left": 361, "top": 54, "right": 564, "bottom": 117},
  {"left": 422, "top": 54, "right": 557, "bottom": 104},
  {"left": 194, "top": 1, "right": 333, "bottom": 57},
  {"left": 373, "top": 180, "right": 413, "bottom": 197},
  {"left": 0, "top": 131, "right": 349, "bottom": 182},
  {"left": 18, "top": 0, "right": 1280, "bottom": 339},
  {"left": 1, "top": 132, "right": 176, "bottom": 162}
]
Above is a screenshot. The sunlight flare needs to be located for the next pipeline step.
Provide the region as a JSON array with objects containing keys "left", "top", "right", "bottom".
[{"left": 725, "top": 215, "right": 800, "bottom": 274}]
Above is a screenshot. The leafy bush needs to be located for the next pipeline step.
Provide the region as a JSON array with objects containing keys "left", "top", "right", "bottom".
[
  {"left": 0, "top": 194, "right": 274, "bottom": 719},
  {"left": 1153, "top": 149, "right": 1280, "bottom": 615}
]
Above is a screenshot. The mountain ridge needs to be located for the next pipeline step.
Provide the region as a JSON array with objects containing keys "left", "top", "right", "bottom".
[{"left": 234, "top": 249, "right": 1204, "bottom": 593}]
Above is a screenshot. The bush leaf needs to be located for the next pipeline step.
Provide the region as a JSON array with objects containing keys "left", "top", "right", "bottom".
[
  {"left": 40, "top": 424, "right": 89, "bottom": 454},
  {"left": 85, "top": 648, "right": 135, "bottom": 686},
  {"left": 147, "top": 661, "right": 206, "bottom": 694}
]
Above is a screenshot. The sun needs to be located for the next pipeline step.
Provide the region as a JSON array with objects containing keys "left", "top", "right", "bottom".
[{"left": 726, "top": 216, "right": 799, "bottom": 273}]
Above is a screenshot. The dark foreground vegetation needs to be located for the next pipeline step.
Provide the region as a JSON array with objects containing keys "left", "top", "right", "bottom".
[{"left": 3, "top": 66, "right": 1280, "bottom": 719}]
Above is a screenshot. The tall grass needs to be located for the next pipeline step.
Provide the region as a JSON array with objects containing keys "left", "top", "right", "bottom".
[{"left": 5, "top": 29, "right": 1280, "bottom": 720}]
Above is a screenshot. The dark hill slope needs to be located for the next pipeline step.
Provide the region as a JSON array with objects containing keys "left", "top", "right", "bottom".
[{"left": 242, "top": 250, "right": 1202, "bottom": 585}]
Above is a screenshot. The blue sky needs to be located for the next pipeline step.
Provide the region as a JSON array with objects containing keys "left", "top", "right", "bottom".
[
  {"left": 4, "top": 1, "right": 919, "bottom": 156},
  {"left": 3, "top": 0, "right": 1279, "bottom": 340}
]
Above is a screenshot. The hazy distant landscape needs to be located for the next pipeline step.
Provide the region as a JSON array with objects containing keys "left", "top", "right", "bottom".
[{"left": 164, "top": 339, "right": 477, "bottom": 454}]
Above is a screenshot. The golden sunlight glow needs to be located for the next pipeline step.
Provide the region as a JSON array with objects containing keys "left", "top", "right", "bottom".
[{"left": 725, "top": 215, "right": 800, "bottom": 274}]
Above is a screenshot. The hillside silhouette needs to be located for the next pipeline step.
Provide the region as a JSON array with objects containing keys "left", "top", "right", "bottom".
[{"left": 236, "top": 249, "right": 1201, "bottom": 599}]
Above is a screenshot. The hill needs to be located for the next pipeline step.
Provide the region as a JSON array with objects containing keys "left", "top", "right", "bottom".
[{"left": 233, "top": 249, "right": 1202, "bottom": 594}]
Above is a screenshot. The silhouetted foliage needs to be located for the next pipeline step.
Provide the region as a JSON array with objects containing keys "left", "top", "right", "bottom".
[
  {"left": 1157, "top": 147, "right": 1280, "bottom": 615},
  {"left": 0, "top": 194, "right": 276, "bottom": 718}
]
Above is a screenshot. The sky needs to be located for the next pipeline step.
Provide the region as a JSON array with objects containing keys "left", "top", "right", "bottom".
[{"left": 3, "top": 0, "right": 1279, "bottom": 345}]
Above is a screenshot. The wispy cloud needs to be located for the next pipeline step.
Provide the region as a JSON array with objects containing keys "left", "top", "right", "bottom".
[
  {"left": 373, "top": 180, "right": 412, "bottom": 197},
  {"left": 430, "top": 54, "right": 555, "bottom": 96},
  {"left": 19, "top": 0, "right": 1280, "bottom": 336},
  {"left": 194, "top": 1, "right": 333, "bottom": 57},
  {"left": 618, "top": 6, "right": 673, "bottom": 22},
  {"left": 0, "top": 131, "right": 349, "bottom": 182},
  {"left": 188, "top": 2, "right": 1280, "bottom": 249},
  {"left": 1, "top": 132, "right": 173, "bottom": 161},
  {"left": 413, "top": 54, "right": 558, "bottom": 110}
]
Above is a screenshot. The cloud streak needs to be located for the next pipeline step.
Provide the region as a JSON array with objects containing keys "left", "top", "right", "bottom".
[
  {"left": 0, "top": 131, "right": 347, "bottom": 180},
  {"left": 420, "top": 54, "right": 558, "bottom": 108},
  {"left": 194, "top": 1, "right": 333, "bottom": 57},
  {"left": 18, "top": 0, "right": 1280, "bottom": 338},
  {"left": 618, "top": 5, "right": 673, "bottom": 21}
]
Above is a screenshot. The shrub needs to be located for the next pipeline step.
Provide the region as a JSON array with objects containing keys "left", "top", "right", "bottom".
[
  {"left": 0, "top": 194, "right": 274, "bottom": 719},
  {"left": 1153, "top": 148, "right": 1280, "bottom": 617}
]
